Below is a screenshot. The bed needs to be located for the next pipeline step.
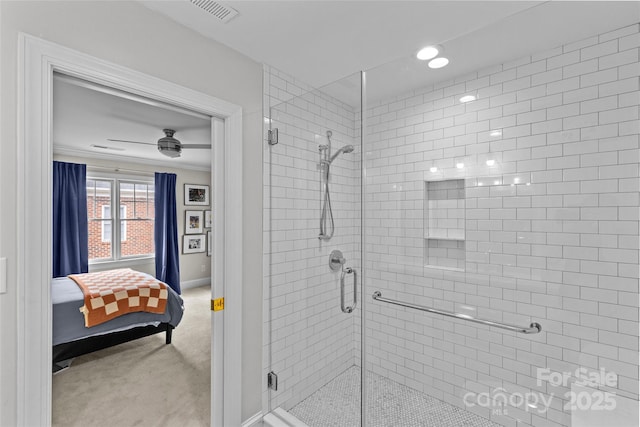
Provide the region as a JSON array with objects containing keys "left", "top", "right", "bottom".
[{"left": 52, "top": 271, "right": 184, "bottom": 371}]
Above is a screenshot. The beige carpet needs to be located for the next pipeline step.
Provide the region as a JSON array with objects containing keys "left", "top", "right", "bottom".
[{"left": 53, "top": 285, "right": 211, "bottom": 427}]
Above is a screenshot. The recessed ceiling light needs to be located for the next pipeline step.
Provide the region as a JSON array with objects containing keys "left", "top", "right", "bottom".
[
  {"left": 456, "top": 162, "right": 464, "bottom": 169},
  {"left": 460, "top": 95, "right": 476, "bottom": 103},
  {"left": 428, "top": 57, "right": 449, "bottom": 69},
  {"left": 430, "top": 166, "right": 438, "bottom": 173},
  {"left": 416, "top": 46, "right": 440, "bottom": 61},
  {"left": 486, "top": 159, "right": 495, "bottom": 166}
]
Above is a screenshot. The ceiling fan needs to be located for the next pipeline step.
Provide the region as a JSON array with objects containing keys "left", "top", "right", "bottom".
[{"left": 108, "top": 129, "right": 210, "bottom": 158}]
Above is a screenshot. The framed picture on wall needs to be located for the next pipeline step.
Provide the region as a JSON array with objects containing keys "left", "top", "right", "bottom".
[
  {"left": 204, "top": 210, "right": 212, "bottom": 228},
  {"left": 185, "top": 210, "right": 204, "bottom": 234},
  {"left": 183, "top": 234, "right": 206, "bottom": 254},
  {"left": 184, "top": 184, "right": 209, "bottom": 206},
  {"left": 207, "top": 230, "right": 212, "bottom": 257}
]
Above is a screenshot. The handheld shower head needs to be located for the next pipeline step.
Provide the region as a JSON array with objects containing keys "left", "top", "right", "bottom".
[{"left": 329, "top": 144, "right": 355, "bottom": 163}]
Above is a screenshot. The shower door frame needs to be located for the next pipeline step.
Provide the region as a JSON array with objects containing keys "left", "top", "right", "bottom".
[{"left": 359, "top": 70, "right": 368, "bottom": 427}]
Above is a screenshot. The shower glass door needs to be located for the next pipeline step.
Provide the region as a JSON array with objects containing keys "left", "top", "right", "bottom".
[
  {"left": 264, "top": 69, "right": 363, "bottom": 425},
  {"left": 362, "top": 16, "right": 639, "bottom": 427}
]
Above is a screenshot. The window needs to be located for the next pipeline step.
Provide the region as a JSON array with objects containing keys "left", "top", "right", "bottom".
[
  {"left": 101, "top": 205, "right": 126, "bottom": 242},
  {"left": 87, "top": 177, "right": 155, "bottom": 262}
]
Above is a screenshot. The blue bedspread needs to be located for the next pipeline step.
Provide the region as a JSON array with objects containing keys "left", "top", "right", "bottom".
[{"left": 52, "top": 273, "right": 184, "bottom": 346}]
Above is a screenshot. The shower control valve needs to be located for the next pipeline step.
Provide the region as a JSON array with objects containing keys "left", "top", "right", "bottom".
[{"left": 329, "top": 249, "right": 346, "bottom": 272}]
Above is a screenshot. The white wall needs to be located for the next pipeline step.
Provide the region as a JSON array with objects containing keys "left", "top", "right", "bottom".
[
  {"left": 0, "top": 1, "right": 263, "bottom": 424},
  {"left": 365, "top": 23, "right": 638, "bottom": 427}
]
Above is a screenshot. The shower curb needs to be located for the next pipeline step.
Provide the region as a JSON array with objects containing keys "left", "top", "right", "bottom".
[{"left": 263, "top": 407, "right": 310, "bottom": 427}]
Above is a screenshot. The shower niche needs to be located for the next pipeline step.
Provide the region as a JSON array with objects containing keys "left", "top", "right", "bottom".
[{"left": 424, "top": 179, "right": 465, "bottom": 271}]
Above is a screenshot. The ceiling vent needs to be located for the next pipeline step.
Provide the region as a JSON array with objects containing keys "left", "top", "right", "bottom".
[{"left": 189, "top": 0, "right": 239, "bottom": 23}]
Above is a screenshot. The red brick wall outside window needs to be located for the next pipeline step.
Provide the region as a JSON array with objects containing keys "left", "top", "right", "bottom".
[{"left": 87, "top": 178, "right": 154, "bottom": 262}]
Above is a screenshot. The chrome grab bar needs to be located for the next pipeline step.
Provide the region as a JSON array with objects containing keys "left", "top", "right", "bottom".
[
  {"left": 341, "top": 268, "right": 357, "bottom": 314},
  {"left": 372, "top": 291, "right": 541, "bottom": 334}
]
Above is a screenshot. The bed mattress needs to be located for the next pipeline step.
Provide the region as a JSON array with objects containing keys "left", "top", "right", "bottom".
[{"left": 52, "top": 274, "right": 184, "bottom": 346}]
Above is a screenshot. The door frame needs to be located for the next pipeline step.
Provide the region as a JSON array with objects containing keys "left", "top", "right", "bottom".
[{"left": 16, "top": 33, "right": 243, "bottom": 426}]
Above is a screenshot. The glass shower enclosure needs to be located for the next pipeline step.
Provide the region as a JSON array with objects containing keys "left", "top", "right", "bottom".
[
  {"left": 264, "top": 17, "right": 639, "bottom": 427},
  {"left": 264, "top": 69, "right": 364, "bottom": 424}
]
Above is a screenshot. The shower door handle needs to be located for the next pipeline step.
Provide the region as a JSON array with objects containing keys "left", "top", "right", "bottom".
[{"left": 340, "top": 267, "right": 357, "bottom": 314}]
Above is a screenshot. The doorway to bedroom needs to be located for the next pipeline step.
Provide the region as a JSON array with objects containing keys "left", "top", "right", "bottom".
[
  {"left": 50, "top": 72, "right": 214, "bottom": 425},
  {"left": 17, "top": 34, "right": 244, "bottom": 427}
]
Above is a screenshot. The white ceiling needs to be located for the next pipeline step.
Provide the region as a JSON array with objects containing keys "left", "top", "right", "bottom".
[
  {"left": 143, "top": 0, "right": 640, "bottom": 106},
  {"left": 54, "top": 1, "right": 639, "bottom": 168},
  {"left": 53, "top": 74, "right": 212, "bottom": 170}
]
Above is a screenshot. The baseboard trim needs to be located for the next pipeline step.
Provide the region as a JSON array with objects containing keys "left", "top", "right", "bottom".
[
  {"left": 242, "top": 411, "right": 263, "bottom": 427},
  {"left": 181, "top": 278, "right": 211, "bottom": 290}
]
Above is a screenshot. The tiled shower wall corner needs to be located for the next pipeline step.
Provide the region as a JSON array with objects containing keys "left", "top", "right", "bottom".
[
  {"left": 263, "top": 66, "right": 362, "bottom": 411},
  {"left": 365, "top": 23, "right": 639, "bottom": 427}
]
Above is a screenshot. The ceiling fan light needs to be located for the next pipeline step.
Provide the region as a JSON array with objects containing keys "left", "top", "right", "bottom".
[
  {"left": 158, "top": 128, "right": 182, "bottom": 158},
  {"left": 158, "top": 143, "right": 181, "bottom": 158}
]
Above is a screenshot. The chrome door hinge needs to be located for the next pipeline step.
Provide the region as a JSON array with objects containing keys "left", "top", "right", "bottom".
[
  {"left": 267, "top": 371, "right": 278, "bottom": 390},
  {"left": 268, "top": 128, "right": 278, "bottom": 145}
]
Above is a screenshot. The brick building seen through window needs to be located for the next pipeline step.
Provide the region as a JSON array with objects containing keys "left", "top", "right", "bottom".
[{"left": 87, "top": 178, "right": 154, "bottom": 262}]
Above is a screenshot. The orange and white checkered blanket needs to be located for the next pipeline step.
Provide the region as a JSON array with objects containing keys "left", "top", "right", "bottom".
[{"left": 68, "top": 268, "right": 168, "bottom": 328}]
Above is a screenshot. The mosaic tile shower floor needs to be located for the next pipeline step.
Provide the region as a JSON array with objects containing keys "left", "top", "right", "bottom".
[{"left": 289, "top": 366, "right": 500, "bottom": 427}]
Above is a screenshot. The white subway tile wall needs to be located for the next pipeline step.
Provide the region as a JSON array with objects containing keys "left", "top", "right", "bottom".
[
  {"left": 263, "top": 22, "right": 639, "bottom": 427},
  {"left": 263, "top": 66, "right": 362, "bottom": 411},
  {"left": 364, "top": 24, "right": 638, "bottom": 427}
]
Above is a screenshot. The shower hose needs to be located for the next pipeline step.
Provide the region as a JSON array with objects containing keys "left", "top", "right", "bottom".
[{"left": 319, "top": 162, "right": 334, "bottom": 240}]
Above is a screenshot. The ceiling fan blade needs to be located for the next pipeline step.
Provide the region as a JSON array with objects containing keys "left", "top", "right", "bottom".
[
  {"left": 107, "top": 138, "right": 156, "bottom": 146},
  {"left": 181, "top": 144, "right": 211, "bottom": 149}
]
